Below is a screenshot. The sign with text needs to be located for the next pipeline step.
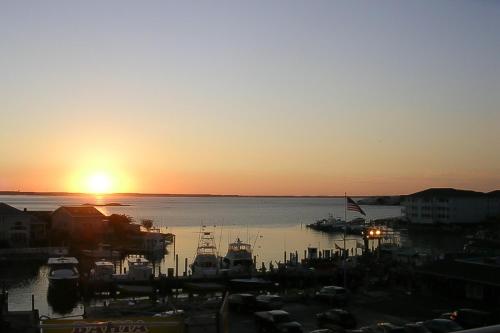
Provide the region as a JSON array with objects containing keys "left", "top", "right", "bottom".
[{"left": 41, "top": 316, "right": 184, "bottom": 333}]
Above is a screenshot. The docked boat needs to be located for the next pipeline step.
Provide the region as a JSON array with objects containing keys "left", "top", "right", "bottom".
[
  {"left": 307, "top": 214, "right": 345, "bottom": 232},
  {"left": 222, "top": 238, "right": 253, "bottom": 274},
  {"left": 47, "top": 257, "right": 80, "bottom": 287},
  {"left": 110, "top": 258, "right": 154, "bottom": 295},
  {"left": 191, "top": 231, "right": 219, "bottom": 277},
  {"left": 90, "top": 260, "right": 115, "bottom": 282},
  {"left": 82, "top": 243, "right": 121, "bottom": 259},
  {"left": 114, "top": 257, "right": 153, "bottom": 281},
  {"left": 307, "top": 215, "right": 366, "bottom": 235}
]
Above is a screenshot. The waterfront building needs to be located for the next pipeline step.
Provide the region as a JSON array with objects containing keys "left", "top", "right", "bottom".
[
  {"left": 0, "top": 203, "right": 46, "bottom": 247},
  {"left": 403, "top": 188, "right": 500, "bottom": 224},
  {"left": 52, "top": 206, "right": 107, "bottom": 241}
]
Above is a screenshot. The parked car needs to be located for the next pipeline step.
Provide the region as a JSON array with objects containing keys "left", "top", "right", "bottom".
[
  {"left": 442, "top": 308, "right": 496, "bottom": 329},
  {"left": 316, "top": 286, "right": 349, "bottom": 305},
  {"left": 255, "top": 310, "right": 303, "bottom": 333},
  {"left": 359, "top": 323, "right": 405, "bottom": 333},
  {"left": 316, "top": 309, "right": 356, "bottom": 329},
  {"left": 228, "top": 293, "right": 256, "bottom": 312},
  {"left": 404, "top": 323, "right": 431, "bottom": 333},
  {"left": 256, "top": 294, "right": 284, "bottom": 310},
  {"left": 420, "top": 319, "right": 462, "bottom": 333}
]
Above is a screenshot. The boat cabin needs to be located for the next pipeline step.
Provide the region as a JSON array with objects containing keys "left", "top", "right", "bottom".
[
  {"left": 47, "top": 257, "right": 79, "bottom": 286},
  {"left": 126, "top": 258, "right": 153, "bottom": 280},
  {"left": 91, "top": 260, "right": 115, "bottom": 281},
  {"left": 223, "top": 238, "right": 253, "bottom": 272}
]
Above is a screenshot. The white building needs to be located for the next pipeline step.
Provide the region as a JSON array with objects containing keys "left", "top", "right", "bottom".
[{"left": 403, "top": 188, "right": 500, "bottom": 224}]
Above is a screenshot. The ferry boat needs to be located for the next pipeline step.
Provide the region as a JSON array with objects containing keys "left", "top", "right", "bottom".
[
  {"left": 47, "top": 257, "right": 80, "bottom": 287},
  {"left": 191, "top": 231, "right": 219, "bottom": 277},
  {"left": 222, "top": 238, "right": 253, "bottom": 274}
]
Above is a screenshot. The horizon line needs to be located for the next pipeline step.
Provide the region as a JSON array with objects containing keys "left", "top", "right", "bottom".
[{"left": 0, "top": 190, "right": 403, "bottom": 198}]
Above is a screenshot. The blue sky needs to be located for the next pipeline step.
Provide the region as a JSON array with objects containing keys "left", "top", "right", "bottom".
[{"left": 1, "top": 1, "right": 499, "bottom": 195}]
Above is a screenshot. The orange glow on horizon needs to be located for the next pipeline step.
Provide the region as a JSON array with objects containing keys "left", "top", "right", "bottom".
[{"left": 86, "top": 172, "right": 112, "bottom": 194}]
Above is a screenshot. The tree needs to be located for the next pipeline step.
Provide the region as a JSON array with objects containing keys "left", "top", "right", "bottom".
[
  {"left": 108, "top": 214, "right": 133, "bottom": 233},
  {"left": 141, "top": 219, "right": 153, "bottom": 230}
]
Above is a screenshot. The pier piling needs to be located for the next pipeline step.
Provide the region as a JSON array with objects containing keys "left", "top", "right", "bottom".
[{"left": 175, "top": 254, "right": 179, "bottom": 278}]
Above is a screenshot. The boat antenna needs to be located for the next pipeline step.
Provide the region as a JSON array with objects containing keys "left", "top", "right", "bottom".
[
  {"left": 194, "top": 223, "right": 203, "bottom": 259},
  {"left": 218, "top": 223, "right": 223, "bottom": 252},
  {"left": 252, "top": 230, "right": 260, "bottom": 249}
]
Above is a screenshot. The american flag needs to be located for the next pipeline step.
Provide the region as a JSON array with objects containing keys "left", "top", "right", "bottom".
[{"left": 347, "top": 196, "right": 366, "bottom": 216}]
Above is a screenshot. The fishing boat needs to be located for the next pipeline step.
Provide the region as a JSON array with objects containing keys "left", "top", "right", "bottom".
[
  {"left": 191, "top": 231, "right": 219, "bottom": 277},
  {"left": 47, "top": 257, "right": 80, "bottom": 287},
  {"left": 222, "top": 238, "right": 253, "bottom": 274}
]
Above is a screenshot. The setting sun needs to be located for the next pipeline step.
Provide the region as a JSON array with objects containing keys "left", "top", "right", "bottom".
[{"left": 86, "top": 173, "right": 113, "bottom": 194}]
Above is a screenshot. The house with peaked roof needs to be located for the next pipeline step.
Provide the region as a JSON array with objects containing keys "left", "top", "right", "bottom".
[
  {"left": 52, "top": 206, "right": 107, "bottom": 241},
  {"left": 0, "top": 203, "right": 46, "bottom": 247},
  {"left": 403, "top": 188, "right": 500, "bottom": 224}
]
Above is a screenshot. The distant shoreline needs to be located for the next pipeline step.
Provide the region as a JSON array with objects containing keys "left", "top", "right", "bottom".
[{"left": 0, "top": 191, "right": 400, "bottom": 199}]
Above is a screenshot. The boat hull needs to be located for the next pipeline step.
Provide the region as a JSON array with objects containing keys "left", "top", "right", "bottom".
[{"left": 48, "top": 276, "right": 80, "bottom": 288}]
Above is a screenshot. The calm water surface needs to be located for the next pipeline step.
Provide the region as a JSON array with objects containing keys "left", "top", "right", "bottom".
[{"left": 0, "top": 195, "right": 401, "bottom": 316}]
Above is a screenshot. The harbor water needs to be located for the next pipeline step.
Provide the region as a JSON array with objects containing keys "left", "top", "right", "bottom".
[{"left": 0, "top": 195, "right": 402, "bottom": 316}]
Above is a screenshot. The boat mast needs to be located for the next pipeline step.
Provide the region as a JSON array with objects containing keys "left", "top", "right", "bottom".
[
  {"left": 344, "top": 192, "right": 347, "bottom": 251},
  {"left": 343, "top": 192, "right": 347, "bottom": 289}
]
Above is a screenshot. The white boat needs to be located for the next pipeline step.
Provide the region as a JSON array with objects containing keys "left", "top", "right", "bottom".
[
  {"left": 222, "top": 238, "right": 253, "bottom": 274},
  {"left": 114, "top": 257, "right": 153, "bottom": 281},
  {"left": 82, "top": 243, "right": 121, "bottom": 259},
  {"left": 191, "top": 231, "right": 219, "bottom": 277},
  {"left": 47, "top": 257, "right": 80, "bottom": 287},
  {"left": 90, "top": 260, "right": 115, "bottom": 282}
]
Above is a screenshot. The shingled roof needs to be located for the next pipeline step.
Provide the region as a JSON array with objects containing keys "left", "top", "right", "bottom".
[
  {"left": 407, "top": 188, "right": 487, "bottom": 198},
  {"left": 55, "top": 206, "right": 105, "bottom": 217},
  {"left": 0, "top": 203, "right": 26, "bottom": 215}
]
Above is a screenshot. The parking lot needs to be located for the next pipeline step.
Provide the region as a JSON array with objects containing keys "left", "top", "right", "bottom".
[{"left": 227, "top": 287, "right": 487, "bottom": 333}]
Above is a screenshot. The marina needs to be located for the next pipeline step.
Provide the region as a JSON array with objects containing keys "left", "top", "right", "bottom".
[
  {"left": 2, "top": 2, "right": 499, "bottom": 332},
  {"left": 1, "top": 195, "right": 402, "bottom": 317}
]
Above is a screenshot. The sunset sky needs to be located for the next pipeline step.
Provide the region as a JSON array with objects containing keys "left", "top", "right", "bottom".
[{"left": 1, "top": 1, "right": 499, "bottom": 196}]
